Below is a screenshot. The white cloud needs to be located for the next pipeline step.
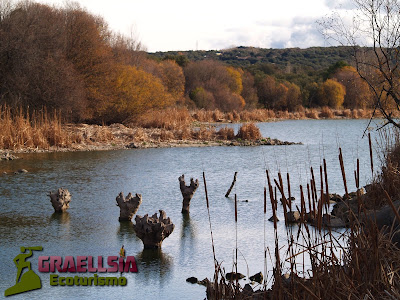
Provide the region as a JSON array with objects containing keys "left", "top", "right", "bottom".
[{"left": 34, "top": 0, "right": 358, "bottom": 51}]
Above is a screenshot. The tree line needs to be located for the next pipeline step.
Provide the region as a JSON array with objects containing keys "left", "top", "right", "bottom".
[{"left": 0, "top": 1, "right": 376, "bottom": 125}]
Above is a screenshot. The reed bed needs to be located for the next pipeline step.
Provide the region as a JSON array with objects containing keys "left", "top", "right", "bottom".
[
  {"left": 0, "top": 105, "right": 75, "bottom": 149},
  {"left": 133, "top": 107, "right": 192, "bottom": 130},
  {"left": 133, "top": 108, "right": 385, "bottom": 130},
  {"left": 204, "top": 129, "right": 400, "bottom": 300}
]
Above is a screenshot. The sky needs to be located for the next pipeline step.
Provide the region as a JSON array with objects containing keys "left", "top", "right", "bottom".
[{"left": 35, "top": 0, "right": 355, "bottom": 52}]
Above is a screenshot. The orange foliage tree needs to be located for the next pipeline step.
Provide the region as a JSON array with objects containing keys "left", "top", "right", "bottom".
[
  {"left": 256, "top": 75, "right": 301, "bottom": 111},
  {"left": 331, "top": 66, "right": 373, "bottom": 109},
  {"left": 157, "top": 60, "right": 185, "bottom": 101},
  {"left": 103, "top": 65, "right": 175, "bottom": 123},
  {"left": 184, "top": 60, "right": 245, "bottom": 111},
  {"left": 241, "top": 71, "right": 259, "bottom": 108},
  {"left": 316, "top": 79, "right": 346, "bottom": 108}
]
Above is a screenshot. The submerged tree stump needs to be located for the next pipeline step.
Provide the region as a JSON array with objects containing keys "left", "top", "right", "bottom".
[
  {"left": 48, "top": 188, "right": 71, "bottom": 213},
  {"left": 116, "top": 192, "right": 142, "bottom": 221},
  {"left": 179, "top": 174, "right": 199, "bottom": 213},
  {"left": 133, "top": 210, "right": 175, "bottom": 249}
]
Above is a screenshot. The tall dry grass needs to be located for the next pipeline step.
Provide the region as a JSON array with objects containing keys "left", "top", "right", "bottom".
[
  {"left": 133, "top": 107, "right": 192, "bottom": 130},
  {"left": 130, "top": 107, "right": 393, "bottom": 132},
  {"left": 235, "top": 123, "right": 262, "bottom": 140},
  {"left": 0, "top": 105, "right": 75, "bottom": 149}
]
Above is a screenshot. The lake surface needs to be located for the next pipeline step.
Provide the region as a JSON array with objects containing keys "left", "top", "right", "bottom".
[{"left": 0, "top": 119, "right": 390, "bottom": 299}]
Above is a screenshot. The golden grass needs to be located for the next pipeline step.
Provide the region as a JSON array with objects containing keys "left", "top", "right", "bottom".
[
  {"left": 217, "top": 127, "right": 235, "bottom": 140},
  {"left": 319, "top": 106, "right": 335, "bottom": 118},
  {"left": 235, "top": 123, "right": 262, "bottom": 140},
  {"left": 133, "top": 107, "right": 192, "bottom": 130},
  {"left": 0, "top": 105, "right": 75, "bottom": 149}
]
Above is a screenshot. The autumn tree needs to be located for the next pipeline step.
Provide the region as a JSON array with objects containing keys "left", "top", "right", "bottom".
[
  {"left": 331, "top": 66, "right": 373, "bottom": 109},
  {"left": 184, "top": 60, "right": 245, "bottom": 111},
  {"left": 189, "top": 87, "right": 216, "bottom": 109},
  {"left": 103, "top": 65, "right": 175, "bottom": 123},
  {"left": 256, "top": 75, "right": 301, "bottom": 111},
  {"left": 157, "top": 60, "right": 185, "bottom": 101},
  {"left": 316, "top": 79, "right": 346, "bottom": 108},
  {"left": 63, "top": 3, "right": 118, "bottom": 120},
  {"left": 110, "top": 32, "right": 147, "bottom": 67},
  {"left": 0, "top": 1, "right": 86, "bottom": 120},
  {"left": 284, "top": 81, "right": 302, "bottom": 111},
  {"left": 241, "top": 71, "right": 259, "bottom": 108}
]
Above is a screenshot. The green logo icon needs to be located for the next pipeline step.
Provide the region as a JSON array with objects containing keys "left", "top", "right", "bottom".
[{"left": 5, "top": 246, "right": 43, "bottom": 297}]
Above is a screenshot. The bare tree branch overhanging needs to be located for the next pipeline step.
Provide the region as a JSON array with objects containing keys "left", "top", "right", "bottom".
[{"left": 319, "top": 0, "right": 400, "bottom": 130}]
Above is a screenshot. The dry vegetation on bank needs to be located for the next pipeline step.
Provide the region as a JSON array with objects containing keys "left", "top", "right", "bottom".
[
  {"left": 0, "top": 105, "right": 397, "bottom": 152},
  {"left": 204, "top": 130, "right": 400, "bottom": 300}
]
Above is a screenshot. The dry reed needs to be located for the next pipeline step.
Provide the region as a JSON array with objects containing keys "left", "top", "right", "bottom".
[
  {"left": 319, "top": 106, "right": 335, "bottom": 119},
  {"left": 205, "top": 128, "right": 400, "bottom": 300},
  {"left": 235, "top": 123, "right": 262, "bottom": 140},
  {"left": 0, "top": 105, "right": 75, "bottom": 149}
]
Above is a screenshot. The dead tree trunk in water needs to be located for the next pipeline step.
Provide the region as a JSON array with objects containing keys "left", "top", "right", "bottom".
[
  {"left": 225, "top": 172, "right": 238, "bottom": 198},
  {"left": 179, "top": 174, "right": 199, "bottom": 213},
  {"left": 48, "top": 188, "right": 71, "bottom": 213},
  {"left": 133, "top": 210, "right": 175, "bottom": 249},
  {"left": 116, "top": 192, "right": 142, "bottom": 221}
]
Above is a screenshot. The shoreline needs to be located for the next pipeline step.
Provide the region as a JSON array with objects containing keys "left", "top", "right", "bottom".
[
  {"left": 0, "top": 114, "right": 384, "bottom": 156},
  {"left": 0, "top": 135, "right": 300, "bottom": 156}
]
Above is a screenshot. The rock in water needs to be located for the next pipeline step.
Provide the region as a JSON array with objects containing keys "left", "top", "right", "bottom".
[
  {"left": 268, "top": 215, "right": 279, "bottom": 222},
  {"left": 48, "top": 188, "right": 71, "bottom": 213},
  {"left": 285, "top": 211, "right": 301, "bottom": 223},
  {"left": 186, "top": 277, "right": 198, "bottom": 284},
  {"left": 116, "top": 192, "right": 142, "bottom": 221},
  {"left": 322, "top": 214, "right": 346, "bottom": 228},
  {"left": 249, "top": 272, "right": 263, "bottom": 284},
  {"left": 133, "top": 210, "right": 175, "bottom": 249},
  {"left": 225, "top": 272, "right": 245, "bottom": 280},
  {"left": 179, "top": 174, "right": 199, "bottom": 213}
]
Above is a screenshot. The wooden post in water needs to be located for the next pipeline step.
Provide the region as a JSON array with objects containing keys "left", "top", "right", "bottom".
[{"left": 225, "top": 172, "right": 238, "bottom": 198}]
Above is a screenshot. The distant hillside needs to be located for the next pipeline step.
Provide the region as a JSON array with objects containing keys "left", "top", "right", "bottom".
[{"left": 149, "top": 46, "right": 355, "bottom": 72}]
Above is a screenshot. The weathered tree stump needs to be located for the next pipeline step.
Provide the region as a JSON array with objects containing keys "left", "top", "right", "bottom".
[
  {"left": 116, "top": 192, "right": 142, "bottom": 221},
  {"left": 48, "top": 188, "right": 71, "bottom": 213},
  {"left": 179, "top": 174, "right": 199, "bottom": 213},
  {"left": 133, "top": 210, "right": 175, "bottom": 249}
]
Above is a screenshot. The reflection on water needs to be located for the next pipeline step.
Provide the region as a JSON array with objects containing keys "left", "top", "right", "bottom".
[
  {"left": 181, "top": 213, "right": 196, "bottom": 239},
  {"left": 136, "top": 248, "right": 173, "bottom": 284},
  {"left": 49, "top": 212, "right": 70, "bottom": 225},
  {"left": 179, "top": 214, "right": 198, "bottom": 271},
  {"left": 117, "top": 222, "right": 140, "bottom": 243}
]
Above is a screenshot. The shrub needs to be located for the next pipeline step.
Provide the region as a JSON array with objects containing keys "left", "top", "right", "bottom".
[
  {"left": 319, "top": 106, "right": 334, "bottom": 118},
  {"left": 217, "top": 127, "right": 235, "bottom": 140},
  {"left": 236, "top": 123, "right": 262, "bottom": 140}
]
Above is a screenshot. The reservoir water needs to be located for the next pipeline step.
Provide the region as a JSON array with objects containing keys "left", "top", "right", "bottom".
[{"left": 0, "top": 119, "right": 389, "bottom": 299}]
